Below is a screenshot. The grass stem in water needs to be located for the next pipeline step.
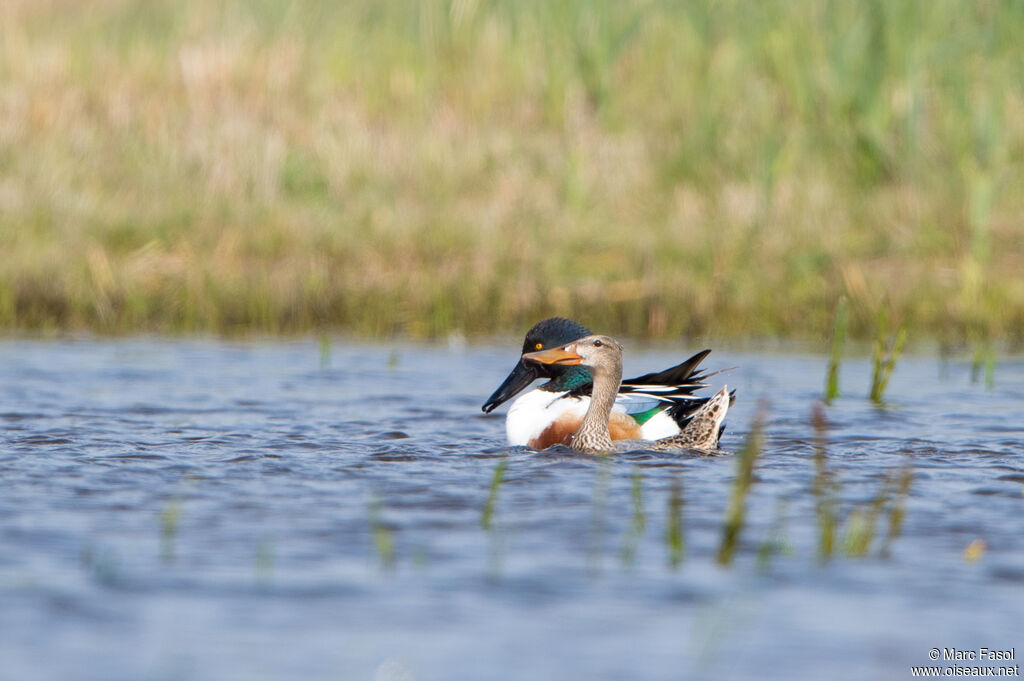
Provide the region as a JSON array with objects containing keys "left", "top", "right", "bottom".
[
  {"left": 869, "top": 307, "right": 907, "bottom": 403},
  {"left": 481, "top": 458, "right": 507, "bottom": 531},
  {"left": 825, "top": 297, "right": 848, "bottom": 404},
  {"left": 666, "top": 476, "right": 685, "bottom": 569},
  {"left": 717, "top": 409, "right": 764, "bottom": 566},
  {"left": 621, "top": 467, "right": 646, "bottom": 569},
  {"left": 811, "top": 405, "right": 837, "bottom": 562}
]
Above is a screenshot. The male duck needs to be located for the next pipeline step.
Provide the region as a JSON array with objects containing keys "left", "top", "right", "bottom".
[
  {"left": 482, "top": 317, "right": 731, "bottom": 449},
  {"left": 522, "top": 334, "right": 731, "bottom": 453}
]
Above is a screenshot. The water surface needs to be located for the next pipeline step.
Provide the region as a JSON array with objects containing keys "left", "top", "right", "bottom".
[{"left": 1, "top": 339, "right": 1021, "bottom": 680}]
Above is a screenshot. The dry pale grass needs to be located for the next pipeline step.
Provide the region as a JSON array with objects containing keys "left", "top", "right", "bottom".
[{"left": 0, "top": 0, "right": 1022, "bottom": 343}]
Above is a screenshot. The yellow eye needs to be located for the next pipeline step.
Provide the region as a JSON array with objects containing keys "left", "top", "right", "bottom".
[{"left": 534, "top": 342, "right": 543, "bottom": 350}]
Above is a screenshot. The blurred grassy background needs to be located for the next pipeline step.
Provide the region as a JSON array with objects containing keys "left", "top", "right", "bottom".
[{"left": 1, "top": 0, "right": 1022, "bottom": 343}]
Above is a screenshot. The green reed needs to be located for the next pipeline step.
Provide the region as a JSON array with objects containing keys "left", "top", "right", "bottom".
[
  {"left": 318, "top": 333, "right": 331, "bottom": 370},
  {"left": 825, "top": 297, "right": 848, "bottom": 404},
  {"left": 880, "top": 466, "right": 913, "bottom": 558},
  {"left": 717, "top": 409, "right": 764, "bottom": 566},
  {"left": 159, "top": 499, "right": 180, "bottom": 564},
  {"left": 844, "top": 464, "right": 913, "bottom": 558},
  {"left": 369, "top": 497, "right": 396, "bottom": 570},
  {"left": 869, "top": 307, "right": 907, "bottom": 403},
  {"left": 620, "top": 467, "right": 647, "bottom": 569},
  {"left": 811, "top": 404, "right": 838, "bottom": 561},
  {"left": 810, "top": 403, "right": 913, "bottom": 560},
  {"left": 480, "top": 458, "right": 508, "bottom": 531},
  {"left": 757, "top": 500, "right": 791, "bottom": 570},
  {"left": 843, "top": 501, "right": 884, "bottom": 557},
  {"left": 666, "top": 476, "right": 685, "bottom": 569},
  {"left": 971, "top": 343, "right": 996, "bottom": 390},
  {"left": 482, "top": 459, "right": 510, "bottom": 581},
  {"left": 255, "top": 540, "right": 275, "bottom": 582}
]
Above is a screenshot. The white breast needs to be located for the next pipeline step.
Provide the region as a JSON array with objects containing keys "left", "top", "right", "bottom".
[{"left": 505, "top": 389, "right": 584, "bottom": 446}]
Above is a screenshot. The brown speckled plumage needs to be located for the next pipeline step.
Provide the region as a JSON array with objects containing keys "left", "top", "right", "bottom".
[{"left": 648, "top": 386, "right": 730, "bottom": 451}]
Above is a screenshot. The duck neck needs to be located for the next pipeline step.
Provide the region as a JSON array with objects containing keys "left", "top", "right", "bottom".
[{"left": 572, "top": 361, "right": 622, "bottom": 452}]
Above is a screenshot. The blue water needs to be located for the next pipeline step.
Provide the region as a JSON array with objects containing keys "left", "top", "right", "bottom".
[{"left": 1, "top": 338, "right": 1021, "bottom": 680}]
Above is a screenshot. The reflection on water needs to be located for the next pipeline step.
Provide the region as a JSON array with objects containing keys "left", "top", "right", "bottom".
[{"left": 0, "top": 338, "right": 1022, "bottom": 681}]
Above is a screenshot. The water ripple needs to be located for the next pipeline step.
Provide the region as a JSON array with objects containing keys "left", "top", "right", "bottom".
[{"left": 0, "top": 340, "right": 1019, "bottom": 681}]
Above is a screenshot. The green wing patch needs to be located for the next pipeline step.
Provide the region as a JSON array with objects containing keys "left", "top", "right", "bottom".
[{"left": 630, "top": 406, "right": 663, "bottom": 426}]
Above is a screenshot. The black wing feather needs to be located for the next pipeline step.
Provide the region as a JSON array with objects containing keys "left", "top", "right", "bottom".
[
  {"left": 566, "top": 349, "right": 715, "bottom": 406},
  {"left": 621, "top": 348, "right": 712, "bottom": 395}
]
